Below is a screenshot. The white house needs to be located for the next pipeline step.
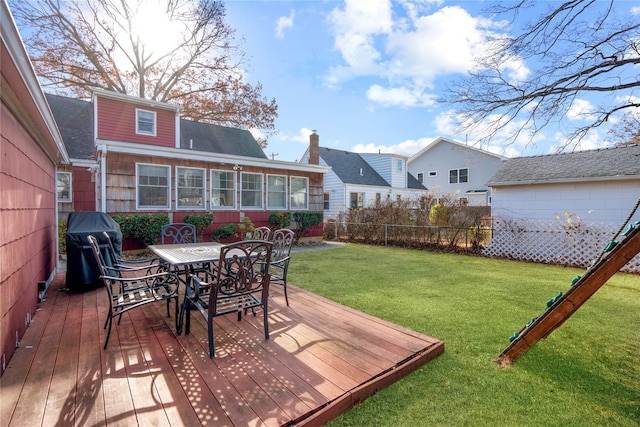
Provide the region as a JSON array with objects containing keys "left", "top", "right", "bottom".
[
  {"left": 487, "top": 144, "right": 640, "bottom": 224},
  {"left": 300, "top": 133, "right": 428, "bottom": 218},
  {"left": 408, "top": 137, "right": 506, "bottom": 206}
]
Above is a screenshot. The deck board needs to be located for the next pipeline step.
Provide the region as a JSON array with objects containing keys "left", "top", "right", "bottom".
[{"left": 0, "top": 272, "right": 444, "bottom": 426}]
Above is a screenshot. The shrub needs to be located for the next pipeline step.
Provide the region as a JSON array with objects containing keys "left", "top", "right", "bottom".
[
  {"left": 293, "top": 211, "right": 323, "bottom": 239},
  {"left": 211, "top": 223, "right": 236, "bottom": 241},
  {"left": 236, "top": 216, "right": 255, "bottom": 239},
  {"left": 112, "top": 213, "right": 169, "bottom": 246},
  {"left": 184, "top": 213, "right": 214, "bottom": 241},
  {"left": 58, "top": 219, "right": 67, "bottom": 254},
  {"left": 268, "top": 211, "right": 292, "bottom": 229}
]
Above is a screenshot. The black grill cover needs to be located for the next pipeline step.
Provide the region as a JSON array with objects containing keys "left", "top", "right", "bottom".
[{"left": 65, "top": 211, "right": 122, "bottom": 292}]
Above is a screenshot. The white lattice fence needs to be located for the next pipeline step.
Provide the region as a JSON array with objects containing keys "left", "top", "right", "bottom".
[{"left": 482, "top": 218, "right": 640, "bottom": 274}]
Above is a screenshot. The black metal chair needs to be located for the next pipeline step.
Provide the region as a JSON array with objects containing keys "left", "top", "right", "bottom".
[
  {"left": 252, "top": 226, "right": 271, "bottom": 241},
  {"left": 102, "top": 231, "right": 161, "bottom": 274},
  {"left": 88, "top": 235, "right": 179, "bottom": 349},
  {"left": 180, "top": 240, "right": 273, "bottom": 358},
  {"left": 270, "top": 228, "right": 295, "bottom": 306},
  {"left": 161, "top": 223, "right": 196, "bottom": 244}
]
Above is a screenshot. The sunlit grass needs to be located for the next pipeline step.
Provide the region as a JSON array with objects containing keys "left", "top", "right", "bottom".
[{"left": 289, "top": 243, "right": 640, "bottom": 426}]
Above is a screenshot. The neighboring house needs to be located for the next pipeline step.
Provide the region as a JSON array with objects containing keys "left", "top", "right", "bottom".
[
  {"left": 48, "top": 90, "right": 329, "bottom": 242},
  {"left": 487, "top": 145, "right": 640, "bottom": 224},
  {"left": 1, "top": 0, "right": 69, "bottom": 374},
  {"left": 407, "top": 137, "right": 506, "bottom": 206},
  {"left": 300, "top": 132, "right": 428, "bottom": 218},
  {"left": 484, "top": 145, "right": 640, "bottom": 271}
]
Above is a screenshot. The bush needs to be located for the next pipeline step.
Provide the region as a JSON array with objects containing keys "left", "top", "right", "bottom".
[
  {"left": 268, "top": 211, "right": 292, "bottom": 229},
  {"left": 211, "top": 223, "right": 236, "bottom": 241},
  {"left": 293, "top": 211, "right": 323, "bottom": 239},
  {"left": 184, "top": 213, "right": 214, "bottom": 241},
  {"left": 58, "top": 219, "right": 67, "bottom": 254},
  {"left": 112, "top": 213, "right": 169, "bottom": 246}
]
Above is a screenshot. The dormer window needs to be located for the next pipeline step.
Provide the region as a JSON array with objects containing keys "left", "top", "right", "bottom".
[{"left": 136, "top": 108, "right": 156, "bottom": 136}]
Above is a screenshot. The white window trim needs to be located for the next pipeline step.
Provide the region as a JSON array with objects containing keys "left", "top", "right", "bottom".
[
  {"left": 176, "top": 166, "right": 207, "bottom": 210},
  {"left": 267, "top": 174, "right": 288, "bottom": 210},
  {"left": 240, "top": 172, "right": 264, "bottom": 210},
  {"left": 136, "top": 163, "right": 171, "bottom": 210},
  {"left": 429, "top": 171, "right": 437, "bottom": 177},
  {"left": 289, "top": 176, "right": 309, "bottom": 210},
  {"left": 57, "top": 171, "right": 72, "bottom": 203},
  {"left": 449, "top": 167, "right": 469, "bottom": 184},
  {"left": 210, "top": 169, "right": 236, "bottom": 210},
  {"left": 136, "top": 108, "right": 156, "bottom": 136}
]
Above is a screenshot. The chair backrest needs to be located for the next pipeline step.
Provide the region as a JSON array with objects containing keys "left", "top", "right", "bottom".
[
  {"left": 102, "top": 231, "right": 121, "bottom": 263},
  {"left": 253, "top": 226, "right": 271, "bottom": 241},
  {"left": 210, "top": 240, "right": 273, "bottom": 316},
  {"left": 271, "top": 228, "right": 295, "bottom": 262},
  {"left": 88, "top": 235, "right": 110, "bottom": 279},
  {"left": 162, "top": 223, "right": 196, "bottom": 244}
]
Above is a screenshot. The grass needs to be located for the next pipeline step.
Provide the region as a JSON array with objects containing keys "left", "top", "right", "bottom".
[{"left": 288, "top": 243, "right": 639, "bottom": 426}]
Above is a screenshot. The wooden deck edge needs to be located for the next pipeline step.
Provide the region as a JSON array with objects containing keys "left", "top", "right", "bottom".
[{"left": 292, "top": 340, "right": 445, "bottom": 426}]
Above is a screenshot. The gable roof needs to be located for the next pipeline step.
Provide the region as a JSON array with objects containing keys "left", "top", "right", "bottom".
[
  {"left": 180, "top": 119, "right": 267, "bottom": 159},
  {"left": 488, "top": 144, "right": 640, "bottom": 186},
  {"left": 45, "top": 93, "right": 267, "bottom": 160},
  {"left": 45, "top": 93, "right": 94, "bottom": 160},
  {"left": 408, "top": 136, "right": 506, "bottom": 164},
  {"left": 319, "top": 146, "right": 427, "bottom": 189},
  {"left": 320, "top": 147, "right": 390, "bottom": 186}
]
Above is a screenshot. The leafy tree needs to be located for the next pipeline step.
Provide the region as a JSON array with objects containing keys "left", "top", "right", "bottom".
[
  {"left": 10, "top": 0, "right": 277, "bottom": 146},
  {"left": 446, "top": 0, "right": 640, "bottom": 150}
]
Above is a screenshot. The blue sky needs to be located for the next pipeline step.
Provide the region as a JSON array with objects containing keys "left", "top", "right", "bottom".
[{"left": 223, "top": 0, "right": 640, "bottom": 162}]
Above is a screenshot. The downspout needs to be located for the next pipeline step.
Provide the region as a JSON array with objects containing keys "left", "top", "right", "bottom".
[{"left": 99, "top": 145, "right": 107, "bottom": 213}]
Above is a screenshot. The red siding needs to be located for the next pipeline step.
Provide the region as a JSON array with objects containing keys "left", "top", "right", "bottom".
[
  {"left": 72, "top": 166, "right": 95, "bottom": 211},
  {"left": 0, "top": 103, "right": 57, "bottom": 374},
  {"left": 96, "top": 96, "right": 176, "bottom": 147}
]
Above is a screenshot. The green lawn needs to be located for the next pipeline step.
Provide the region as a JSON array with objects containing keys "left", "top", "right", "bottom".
[{"left": 288, "top": 243, "right": 639, "bottom": 426}]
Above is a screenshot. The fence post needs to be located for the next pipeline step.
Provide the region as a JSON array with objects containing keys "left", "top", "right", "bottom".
[{"left": 384, "top": 224, "right": 388, "bottom": 246}]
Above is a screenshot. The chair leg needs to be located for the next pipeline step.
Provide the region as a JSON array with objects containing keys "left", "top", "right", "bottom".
[
  {"left": 103, "top": 315, "right": 113, "bottom": 349},
  {"left": 263, "top": 304, "right": 270, "bottom": 340},
  {"left": 283, "top": 282, "right": 289, "bottom": 306},
  {"left": 184, "top": 300, "right": 191, "bottom": 335},
  {"left": 208, "top": 316, "right": 215, "bottom": 358}
]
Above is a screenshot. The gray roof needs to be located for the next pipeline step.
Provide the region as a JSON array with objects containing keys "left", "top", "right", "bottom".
[
  {"left": 488, "top": 144, "right": 640, "bottom": 186},
  {"left": 319, "top": 146, "right": 427, "bottom": 189},
  {"left": 45, "top": 93, "right": 94, "bottom": 160},
  {"left": 179, "top": 120, "right": 267, "bottom": 159},
  {"left": 45, "top": 93, "right": 267, "bottom": 160}
]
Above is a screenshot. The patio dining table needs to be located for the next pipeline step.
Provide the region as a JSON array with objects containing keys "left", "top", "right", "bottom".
[{"left": 148, "top": 241, "right": 225, "bottom": 333}]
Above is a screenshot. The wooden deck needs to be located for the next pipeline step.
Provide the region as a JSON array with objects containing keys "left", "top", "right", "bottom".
[{"left": 0, "top": 273, "right": 444, "bottom": 426}]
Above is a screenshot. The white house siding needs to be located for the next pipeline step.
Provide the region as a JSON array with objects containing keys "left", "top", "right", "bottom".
[
  {"left": 359, "top": 153, "right": 408, "bottom": 188},
  {"left": 491, "top": 179, "right": 640, "bottom": 224},
  {"left": 408, "top": 138, "right": 505, "bottom": 206}
]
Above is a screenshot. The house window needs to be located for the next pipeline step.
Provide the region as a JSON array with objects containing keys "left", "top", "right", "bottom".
[
  {"left": 211, "top": 170, "right": 235, "bottom": 209},
  {"left": 176, "top": 167, "right": 205, "bottom": 210},
  {"left": 267, "top": 175, "right": 287, "bottom": 209},
  {"left": 323, "top": 193, "right": 330, "bottom": 210},
  {"left": 417, "top": 173, "right": 424, "bottom": 184},
  {"left": 350, "top": 192, "right": 364, "bottom": 209},
  {"left": 290, "top": 176, "right": 308, "bottom": 210},
  {"left": 429, "top": 171, "right": 437, "bottom": 177},
  {"left": 57, "top": 172, "right": 72, "bottom": 202},
  {"left": 240, "top": 172, "right": 263, "bottom": 209},
  {"left": 137, "top": 163, "right": 170, "bottom": 209},
  {"left": 449, "top": 168, "right": 469, "bottom": 184},
  {"left": 397, "top": 159, "right": 403, "bottom": 171},
  {"left": 136, "top": 109, "right": 156, "bottom": 136}
]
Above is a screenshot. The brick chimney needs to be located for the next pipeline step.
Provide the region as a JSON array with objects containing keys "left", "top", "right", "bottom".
[{"left": 309, "top": 131, "right": 319, "bottom": 165}]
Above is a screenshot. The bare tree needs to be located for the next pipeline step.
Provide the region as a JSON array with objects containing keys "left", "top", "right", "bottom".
[
  {"left": 10, "top": 0, "right": 277, "bottom": 146},
  {"left": 608, "top": 110, "right": 640, "bottom": 146},
  {"left": 444, "top": 0, "right": 640, "bottom": 151}
]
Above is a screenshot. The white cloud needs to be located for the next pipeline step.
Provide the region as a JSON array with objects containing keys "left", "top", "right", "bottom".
[
  {"left": 352, "top": 137, "right": 435, "bottom": 157},
  {"left": 275, "top": 10, "right": 295, "bottom": 39},
  {"left": 366, "top": 84, "right": 437, "bottom": 108},
  {"left": 567, "top": 99, "right": 596, "bottom": 121},
  {"left": 326, "top": 1, "right": 515, "bottom": 110}
]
